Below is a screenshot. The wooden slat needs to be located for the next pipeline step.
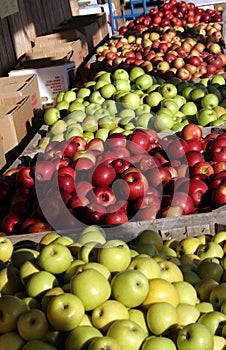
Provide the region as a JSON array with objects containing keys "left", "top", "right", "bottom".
[{"left": 0, "top": 18, "right": 16, "bottom": 74}]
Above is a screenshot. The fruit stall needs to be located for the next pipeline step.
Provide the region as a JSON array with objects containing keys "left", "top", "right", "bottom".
[{"left": 2, "top": 0, "right": 226, "bottom": 349}]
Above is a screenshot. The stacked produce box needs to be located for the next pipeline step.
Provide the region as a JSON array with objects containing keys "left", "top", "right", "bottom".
[{"left": 1, "top": 1, "right": 226, "bottom": 349}]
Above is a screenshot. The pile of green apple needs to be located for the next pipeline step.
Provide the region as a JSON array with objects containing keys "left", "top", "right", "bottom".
[
  {"left": 1, "top": 226, "right": 226, "bottom": 350},
  {"left": 41, "top": 68, "right": 226, "bottom": 148}
]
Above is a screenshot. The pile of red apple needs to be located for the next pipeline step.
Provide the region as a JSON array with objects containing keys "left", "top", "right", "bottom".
[
  {"left": 1, "top": 226, "right": 226, "bottom": 350},
  {"left": 119, "top": 0, "right": 222, "bottom": 34},
  {"left": 1, "top": 123, "right": 226, "bottom": 235}
]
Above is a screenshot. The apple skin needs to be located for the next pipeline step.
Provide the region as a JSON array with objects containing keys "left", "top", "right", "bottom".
[
  {"left": 0, "top": 331, "right": 25, "bottom": 350},
  {"left": 111, "top": 269, "right": 149, "bottom": 308},
  {"left": 177, "top": 323, "right": 214, "bottom": 350},
  {"left": 65, "top": 325, "right": 102, "bottom": 350},
  {"left": 17, "top": 308, "right": 49, "bottom": 341},
  {"left": 146, "top": 301, "right": 178, "bottom": 335},
  {"left": 142, "top": 336, "right": 177, "bottom": 350},
  {"left": 70, "top": 269, "right": 111, "bottom": 311},
  {"left": 97, "top": 240, "right": 131, "bottom": 273},
  {"left": 0, "top": 295, "right": 28, "bottom": 333},
  {"left": 107, "top": 319, "right": 147, "bottom": 350},
  {"left": 88, "top": 336, "right": 121, "bottom": 350},
  {"left": 47, "top": 293, "right": 85, "bottom": 332},
  {"left": 92, "top": 163, "right": 116, "bottom": 187},
  {"left": 0, "top": 237, "right": 13, "bottom": 263}
]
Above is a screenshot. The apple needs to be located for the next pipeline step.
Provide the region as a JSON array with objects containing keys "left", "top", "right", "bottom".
[
  {"left": 146, "top": 301, "right": 178, "bottom": 335},
  {"left": 128, "top": 308, "right": 149, "bottom": 336},
  {"left": 47, "top": 293, "right": 84, "bottom": 331},
  {"left": 173, "top": 280, "right": 198, "bottom": 305},
  {"left": 177, "top": 303, "right": 200, "bottom": 326},
  {"left": 128, "top": 255, "right": 161, "bottom": 280},
  {"left": 198, "top": 311, "right": 226, "bottom": 335},
  {"left": 111, "top": 269, "right": 149, "bottom": 308},
  {"left": 197, "top": 261, "right": 224, "bottom": 283},
  {"left": 107, "top": 319, "right": 146, "bottom": 350},
  {"left": 92, "top": 163, "right": 116, "bottom": 187},
  {"left": 70, "top": 268, "right": 111, "bottom": 311},
  {"left": 195, "top": 278, "right": 219, "bottom": 302},
  {"left": 177, "top": 323, "right": 214, "bottom": 350},
  {"left": 97, "top": 240, "right": 131, "bottom": 273},
  {"left": 65, "top": 325, "right": 102, "bottom": 350},
  {"left": 26, "top": 270, "right": 59, "bottom": 299},
  {"left": 91, "top": 299, "right": 129, "bottom": 332},
  {"left": 44, "top": 108, "right": 60, "bottom": 126},
  {"left": 142, "top": 278, "right": 179, "bottom": 309},
  {"left": 209, "top": 283, "right": 226, "bottom": 308},
  {"left": 0, "top": 237, "right": 13, "bottom": 263},
  {"left": 141, "top": 336, "right": 177, "bottom": 350},
  {"left": 201, "top": 93, "right": 219, "bottom": 109},
  {"left": 88, "top": 336, "right": 121, "bottom": 350},
  {"left": 0, "top": 295, "right": 28, "bottom": 333},
  {"left": 0, "top": 331, "right": 25, "bottom": 350},
  {"left": 17, "top": 308, "right": 49, "bottom": 341}
]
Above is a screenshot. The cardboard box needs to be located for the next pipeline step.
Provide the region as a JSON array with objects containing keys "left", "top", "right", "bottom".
[
  {"left": 29, "top": 39, "right": 83, "bottom": 69},
  {"left": 8, "top": 50, "right": 76, "bottom": 108},
  {"left": 34, "top": 29, "right": 89, "bottom": 60},
  {"left": 0, "top": 137, "right": 6, "bottom": 170},
  {"left": 0, "top": 74, "right": 42, "bottom": 113},
  {"left": 58, "top": 13, "right": 108, "bottom": 54},
  {"left": 0, "top": 96, "right": 33, "bottom": 154}
]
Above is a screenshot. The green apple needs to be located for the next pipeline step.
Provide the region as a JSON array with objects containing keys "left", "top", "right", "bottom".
[
  {"left": 113, "top": 69, "right": 129, "bottom": 81},
  {"left": 89, "top": 91, "right": 105, "bottom": 104},
  {"left": 121, "top": 92, "right": 141, "bottom": 110},
  {"left": 161, "top": 99, "right": 179, "bottom": 115},
  {"left": 135, "top": 230, "right": 163, "bottom": 251},
  {"left": 0, "top": 237, "right": 13, "bottom": 263},
  {"left": 50, "top": 133, "right": 65, "bottom": 142},
  {"left": 91, "top": 299, "right": 129, "bottom": 332},
  {"left": 177, "top": 323, "right": 214, "bottom": 350},
  {"left": 145, "top": 91, "right": 163, "bottom": 107},
  {"left": 128, "top": 255, "right": 161, "bottom": 280},
  {"left": 114, "top": 79, "right": 131, "bottom": 92},
  {"left": 182, "top": 86, "right": 195, "bottom": 101},
  {"left": 65, "top": 325, "right": 102, "bottom": 350},
  {"left": 63, "top": 90, "right": 77, "bottom": 103},
  {"left": 97, "top": 240, "right": 131, "bottom": 273},
  {"left": 136, "top": 112, "right": 154, "bottom": 129},
  {"left": 74, "top": 262, "right": 111, "bottom": 281},
  {"left": 79, "top": 313, "right": 93, "bottom": 327},
  {"left": 23, "top": 297, "right": 41, "bottom": 310},
  {"left": 77, "top": 88, "right": 91, "bottom": 99},
  {"left": 197, "top": 261, "right": 223, "bottom": 283},
  {"left": 44, "top": 107, "right": 61, "bottom": 125},
  {"left": 20, "top": 258, "right": 41, "bottom": 286},
  {"left": 142, "top": 278, "right": 179, "bottom": 309},
  {"left": 50, "top": 119, "right": 67, "bottom": 135},
  {"left": 153, "top": 113, "right": 175, "bottom": 131},
  {"left": 196, "top": 242, "right": 224, "bottom": 260},
  {"left": 180, "top": 101, "right": 198, "bottom": 116},
  {"left": 86, "top": 103, "right": 101, "bottom": 115},
  {"left": 195, "top": 278, "right": 219, "bottom": 302},
  {"left": 11, "top": 248, "right": 39, "bottom": 269},
  {"left": 77, "top": 242, "right": 99, "bottom": 263},
  {"left": 17, "top": 309, "right": 49, "bottom": 341},
  {"left": 0, "top": 264, "right": 23, "bottom": 295},
  {"left": 0, "top": 331, "right": 25, "bottom": 350},
  {"left": 56, "top": 91, "right": 65, "bottom": 102},
  {"left": 173, "top": 281, "right": 198, "bottom": 305},
  {"left": 37, "top": 232, "right": 61, "bottom": 250},
  {"left": 47, "top": 293, "right": 85, "bottom": 332},
  {"left": 38, "top": 243, "right": 73, "bottom": 275},
  {"left": 198, "top": 108, "right": 218, "bottom": 126},
  {"left": 107, "top": 319, "right": 146, "bottom": 350},
  {"left": 95, "top": 128, "right": 110, "bottom": 140},
  {"left": 26, "top": 270, "right": 59, "bottom": 299},
  {"left": 63, "top": 259, "right": 85, "bottom": 283},
  {"left": 69, "top": 101, "right": 85, "bottom": 113},
  {"left": 196, "top": 302, "right": 214, "bottom": 314},
  {"left": 53, "top": 235, "right": 74, "bottom": 246},
  {"left": 41, "top": 286, "right": 64, "bottom": 312},
  {"left": 173, "top": 95, "right": 186, "bottom": 109},
  {"left": 176, "top": 303, "right": 200, "bottom": 326},
  {"left": 102, "top": 100, "right": 118, "bottom": 115},
  {"left": 201, "top": 93, "right": 219, "bottom": 109},
  {"left": 159, "top": 83, "right": 178, "bottom": 99},
  {"left": 111, "top": 269, "right": 149, "bottom": 308},
  {"left": 99, "top": 116, "right": 117, "bottom": 130},
  {"left": 94, "top": 80, "right": 109, "bottom": 91},
  {"left": 158, "top": 260, "right": 183, "bottom": 283},
  {"left": 70, "top": 269, "right": 111, "bottom": 311},
  {"left": 128, "top": 308, "right": 149, "bottom": 336},
  {"left": 22, "top": 339, "right": 57, "bottom": 350},
  {"left": 211, "top": 75, "right": 225, "bottom": 85},
  {"left": 176, "top": 237, "right": 201, "bottom": 257},
  {"left": 78, "top": 230, "right": 106, "bottom": 245},
  {"left": 66, "top": 110, "right": 86, "bottom": 122},
  {"left": 210, "top": 283, "right": 226, "bottom": 309},
  {"left": 100, "top": 83, "right": 116, "bottom": 99},
  {"left": 81, "top": 115, "right": 99, "bottom": 132},
  {"left": 96, "top": 71, "right": 112, "bottom": 83},
  {"left": 213, "top": 335, "right": 226, "bottom": 350},
  {"left": 182, "top": 270, "right": 201, "bottom": 286},
  {"left": 191, "top": 86, "right": 208, "bottom": 102},
  {"left": 141, "top": 336, "right": 177, "bottom": 350},
  {"left": 0, "top": 295, "right": 28, "bottom": 333},
  {"left": 88, "top": 336, "right": 121, "bottom": 350},
  {"left": 129, "top": 67, "right": 145, "bottom": 82},
  {"left": 135, "top": 74, "right": 154, "bottom": 91},
  {"left": 55, "top": 100, "right": 69, "bottom": 111},
  {"left": 198, "top": 311, "right": 226, "bottom": 335},
  {"left": 146, "top": 302, "right": 178, "bottom": 336},
  {"left": 65, "top": 127, "right": 83, "bottom": 139}
]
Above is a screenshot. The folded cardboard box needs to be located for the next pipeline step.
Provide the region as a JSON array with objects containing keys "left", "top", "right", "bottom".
[
  {"left": 9, "top": 56, "right": 76, "bottom": 108},
  {"left": 0, "top": 74, "right": 42, "bottom": 113},
  {"left": 34, "top": 29, "right": 89, "bottom": 60},
  {"left": 0, "top": 96, "right": 33, "bottom": 154}
]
